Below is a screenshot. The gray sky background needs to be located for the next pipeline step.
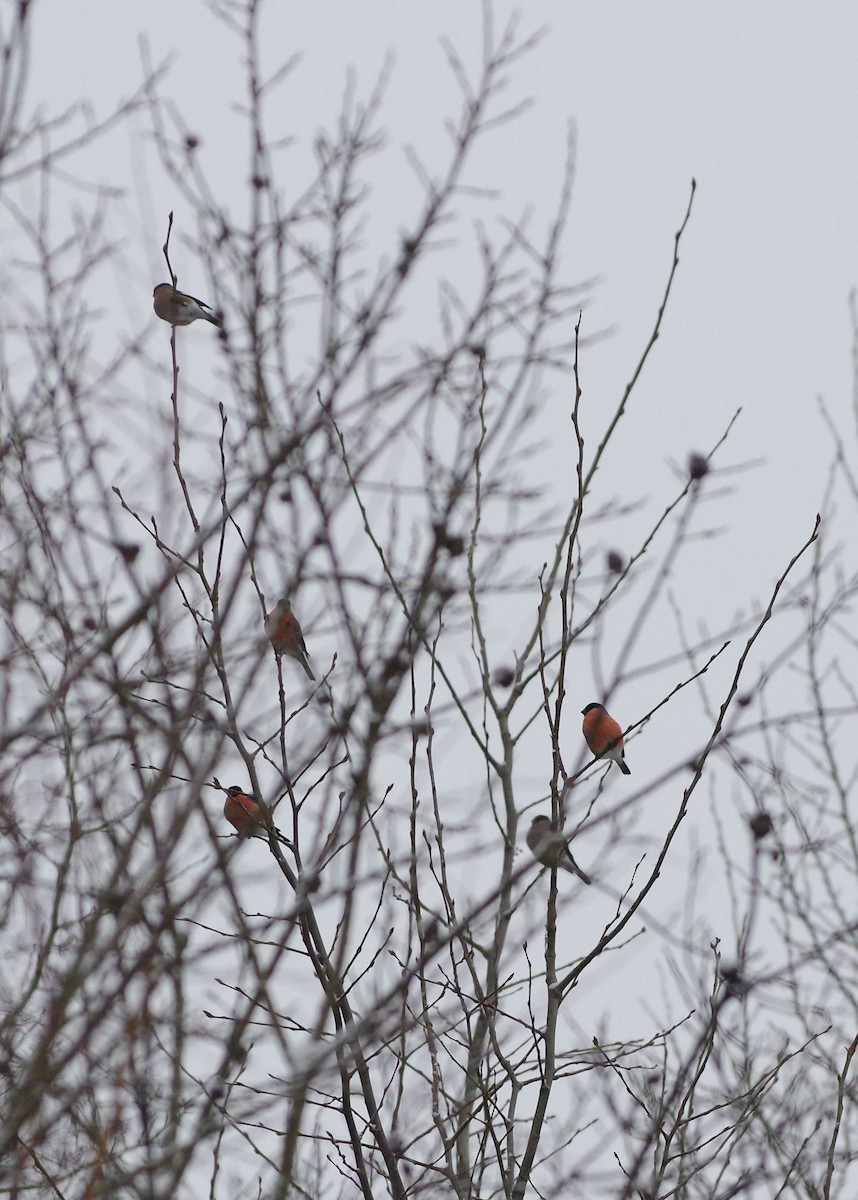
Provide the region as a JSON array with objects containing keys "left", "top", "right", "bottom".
[
  {"left": 18, "top": 0, "right": 856, "bottom": 929},
  {"left": 10, "top": 0, "right": 858, "bottom": 1153},
  {"left": 27, "top": 0, "right": 855, "bottom": 614}
]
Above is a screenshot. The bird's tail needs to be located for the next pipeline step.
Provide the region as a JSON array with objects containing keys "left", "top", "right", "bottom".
[
  {"left": 248, "top": 823, "right": 292, "bottom": 848},
  {"left": 571, "top": 860, "right": 592, "bottom": 885},
  {"left": 563, "top": 853, "right": 592, "bottom": 885}
]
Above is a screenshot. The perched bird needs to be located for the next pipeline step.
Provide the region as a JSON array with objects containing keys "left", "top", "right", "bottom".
[
  {"left": 153, "top": 282, "right": 221, "bottom": 327},
  {"left": 527, "top": 815, "right": 592, "bottom": 885},
  {"left": 582, "top": 702, "right": 630, "bottom": 775},
  {"left": 223, "top": 785, "right": 287, "bottom": 843},
  {"left": 265, "top": 597, "right": 315, "bottom": 680}
]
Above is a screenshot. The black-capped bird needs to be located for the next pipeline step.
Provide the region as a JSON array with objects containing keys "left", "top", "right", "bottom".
[
  {"left": 153, "top": 282, "right": 221, "bottom": 327},
  {"left": 264, "top": 597, "right": 315, "bottom": 681},
  {"left": 527, "top": 815, "right": 592, "bottom": 885},
  {"left": 582, "top": 702, "right": 630, "bottom": 775}
]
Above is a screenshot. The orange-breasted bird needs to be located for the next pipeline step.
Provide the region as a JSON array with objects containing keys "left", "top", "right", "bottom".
[
  {"left": 153, "top": 282, "right": 221, "bottom": 327},
  {"left": 527, "top": 815, "right": 592, "bottom": 885},
  {"left": 581, "top": 702, "right": 630, "bottom": 774},
  {"left": 264, "top": 598, "right": 315, "bottom": 680},
  {"left": 223, "top": 785, "right": 287, "bottom": 843}
]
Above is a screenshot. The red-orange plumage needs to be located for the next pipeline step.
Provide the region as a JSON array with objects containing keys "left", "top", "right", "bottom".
[
  {"left": 264, "top": 598, "right": 315, "bottom": 680},
  {"left": 223, "top": 785, "right": 291, "bottom": 846},
  {"left": 223, "top": 786, "right": 265, "bottom": 835},
  {"left": 582, "top": 706, "right": 623, "bottom": 755},
  {"left": 581, "top": 702, "right": 631, "bottom": 774}
]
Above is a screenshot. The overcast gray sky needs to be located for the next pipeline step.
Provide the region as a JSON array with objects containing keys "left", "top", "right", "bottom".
[
  {"left": 27, "top": 0, "right": 856, "bottom": 585},
  {"left": 6, "top": 3, "right": 857, "bottom": 1190},
  {"left": 17, "top": 0, "right": 857, "bottom": 930}
]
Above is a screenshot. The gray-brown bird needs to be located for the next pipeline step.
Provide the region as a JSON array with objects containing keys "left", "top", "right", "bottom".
[
  {"left": 264, "top": 597, "right": 315, "bottom": 680},
  {"left": 527, "top": 815, "right": 592, "bottom": 885},
  {"left": 153, "top": 282, "right": 221, "bottom": 327}
]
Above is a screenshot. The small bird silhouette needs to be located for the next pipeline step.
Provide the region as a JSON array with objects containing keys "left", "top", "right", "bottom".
[
  {"left": 265, "top": 597, "right": 315, "bottom": 680},
  {"left": 582, "top": 702, "right": 630, "bottom": 775},
  {"left": 223, "top": 785, "right": 287, "bottom": 843},
  {"left": 527, "top": 815, "right": 592, "bottom": 885},
  {"left": 153, "top": 282, "right": 221, "bottom": 326}
]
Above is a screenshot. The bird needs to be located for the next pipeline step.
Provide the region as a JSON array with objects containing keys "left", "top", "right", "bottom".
[
  {"left": 223, "top": 785, "right": 287, "bottom": 843},
  {"left": 153, "top": 282, "right": 221, "bottom": 327},
  {"left": 527, "top": 815, "right": 592, "bottom": 885},
  {"left": 581, "top": 702, "right": 630, "bottom": 774},
  {"left": 264, "top": 597, "right": 315, "bottom": 680}
]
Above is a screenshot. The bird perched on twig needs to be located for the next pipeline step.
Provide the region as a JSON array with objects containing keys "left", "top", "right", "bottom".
[
  {"left": 153, "top": 282, "right": 221, "bottom": 327},
  {"left": 223, "top": 785, "right": 289, "bottom": 844},
  {"left": 265, "top": 597, "right": 315, "bottom": 680},
  {"left": 582, "top": 702, "right": 630, "bottom": 775},
  {"left": 527, "top": 815, "right": 592, "bottom": 885}
]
